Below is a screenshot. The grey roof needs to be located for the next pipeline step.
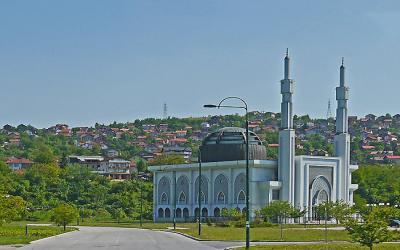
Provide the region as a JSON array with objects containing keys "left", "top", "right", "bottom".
[
  {"left": 201, "top": 127, "right": 267, "bottom": 162},
  {"left": 202, "top": 127, "right": 263, "bottom": 146}
]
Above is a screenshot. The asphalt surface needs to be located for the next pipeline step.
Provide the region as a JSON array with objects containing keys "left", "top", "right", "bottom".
[{"left": 19, "top": 226, "right": 240, "bottom": 250}]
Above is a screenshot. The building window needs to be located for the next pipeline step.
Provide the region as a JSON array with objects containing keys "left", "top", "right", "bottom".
[
  {"left": 161, "top": 192, "right": 168, "bottom": 204},
  {"left": 165, "top": 208, "right": 171, "bottom": 218},
  {"left": 214, "top": 207, "right": 220, "bottom": 217},
  {"left": 176, "top": 208, "right": 182, "bottom": 218},
  {"left": 179, "top": 192, "right": 187, "bottom": 204},
  {"left": 158, "top": 208, "right": 164, "bottom": 218},
  {"left": 237, "top": 191, "right": 246, "bottom": 204},
  {"left": 183, "top": 208, "right": 189, "bottom": 218},
  {"left": 197, "top": 191, "right": 206, "bottom": 204},
  {"left": 217, "top": 192, "right": 225, "bottom": 204}
]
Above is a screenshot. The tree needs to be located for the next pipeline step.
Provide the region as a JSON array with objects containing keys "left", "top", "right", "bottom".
[
  {"left": 331, "top": 201, "right": 352, "bottom": 224},
  {"left": 149, "top": 155, "right": 185, "bottom": 166},
  {"left": 51, "top": 203, "right": 78, "bottom": 231},
  {"left": 345, "top": 207, "right": 394, "bottom": 250},
  {"left": 111, "top": 207, "right": 127, "bottom": 224},
  {"left": 136, "top": 159, "right": 148, "bottom": 173},
  {"left": 0, "top": 161, "right": 14, "bottom": 194},
  {"left": 31, "top": 145, "right": 57, "bottom": 164},
  {"left": 0, "top": 195, "right": 26, "bottom": 225},
  {"left": 221, "top": 208, "right": 242, "bottom": 219},
  {"left": 259, "top": 201, "right": 292, "bottom": 223}
]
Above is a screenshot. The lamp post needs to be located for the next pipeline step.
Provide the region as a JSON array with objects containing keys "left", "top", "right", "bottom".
[
  {"left": 173, "top": 170, "right": 176, "bottom": 230},
  {"left": 204, "top": 96, "right": 250, "bottom": 249},
  {"left": 198, "top": 148, "right": 202, "bottom": 236},
  {"left": 140, "top": 176, "right": 144, "bottom": 228},
  {"left": 324, "top": 206, "right": 328, "bottom": 243}
]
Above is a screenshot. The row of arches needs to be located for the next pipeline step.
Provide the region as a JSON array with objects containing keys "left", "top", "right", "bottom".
[
  {"left": 158, "top": 173, "right": 246, "bottom": 205},
  {"left": 157, "top": 207, "right": 247, "bottom": 218},
  {"left": 160, "top": 190, "right": 245, "bottom": 205}
]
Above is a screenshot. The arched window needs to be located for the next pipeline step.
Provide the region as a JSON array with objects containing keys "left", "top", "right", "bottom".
[
  {"left": 195, "top": 175, "right": 208, "bottom": 204},
  {"left": 158, "top": 208, "right": 164, "bottom": 218},
  {"left": 237, "top": 190, "right": 246, "bottom": 204},
  {"left": 176, "top": 175, "right": 189, "bottom": 205},
  {"left": 217, "top": 192, "right": 225, "bottom": 204},
  {"left": 158, "top": 176, "right": 170, "bottom": 205},
  {"left": 202, "top": 207, "right": 208, "bottom": 217},
  {"left": 179, "top": 192, "right": 187, "bottom": 204},
  {"left": 176, "top": 208, "right": 182, "bottom": 218},
  {"left": 194, "top": 207, "right": 200, "bottom": 217},
  {"left": 197, "top": 191, "right": 206, "bottom": 203},
  {"left": 183, "top": 208, "right": 189, "bottom": 218},
  {"left": 165, "top": 208, "right": 171, "bottom": 218},
  {"left": 214, "top": 174, "right": 228, "bottom": 204},
  {"left": 234, "top": 173, "right": 246, "bottom": 204},
  {"left": 160, "top": 192, "right": 168, "bottom": 204},
  {"left": 214, "top": 207, "right": 220, "bottom": 217}
]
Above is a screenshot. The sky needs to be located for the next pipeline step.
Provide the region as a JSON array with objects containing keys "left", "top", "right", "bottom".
[{"left": 0, "top": 0, "right": 400, "bottom": 128}]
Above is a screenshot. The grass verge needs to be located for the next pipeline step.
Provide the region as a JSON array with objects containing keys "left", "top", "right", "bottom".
[
  {"left": 237, "top": 243, "right": 400, "bottom": 249},
  {"left": 175, "top": 224, "right": 351, "bottom": 241},
  {"left": 0, "top": 222, "right": 76, "bottom": 245}
]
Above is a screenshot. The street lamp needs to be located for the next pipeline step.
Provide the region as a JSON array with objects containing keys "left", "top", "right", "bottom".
[
  {"left": 204, "top": 96, "right": 250, "bottom": 249},
  {"left": 139, "top": 176, "right": 145, "bottom": 228},
  {"left": 173, "top": 170, "right": 177, "bottom": 230},
  {"left": 198, "top": 148, "right": 202, "bottom": 236}
]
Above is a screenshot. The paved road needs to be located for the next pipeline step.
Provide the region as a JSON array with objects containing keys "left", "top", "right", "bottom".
[{"left": 20, "top": 227, "right": 239, "bottom": 250}]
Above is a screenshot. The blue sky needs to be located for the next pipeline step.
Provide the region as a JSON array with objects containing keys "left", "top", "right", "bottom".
[{"left": 0, "top": 1, "right": 399, "bottom": 128}]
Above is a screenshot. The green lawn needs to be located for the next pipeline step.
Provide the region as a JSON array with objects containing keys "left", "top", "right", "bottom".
[
  {"left": 77, "top": 220, "right": 351, "bottom": 242},
  {"left": 0, "top": 222, "right": 76, "bottom": 245},
  {"left": 175, "top": 224, "right": 351, "bottom": 242},
  {"left": 78, "top": 219, "right": 176, "bottom": 229},
  {"left": 239, "top": 243, "right": 400, "bottom": 250}
]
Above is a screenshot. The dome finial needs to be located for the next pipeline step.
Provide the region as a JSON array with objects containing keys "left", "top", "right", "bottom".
[
  {"left": 286, "top": 48, "right": 289, "bottom": 57},
  {"left": 341, "top": 57, "right": 344, "bottom": 66}
]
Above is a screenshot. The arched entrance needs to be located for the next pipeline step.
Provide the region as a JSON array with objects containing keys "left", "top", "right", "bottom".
[{"left": 310, "top": 176, "right": 332, "bottom": 219}]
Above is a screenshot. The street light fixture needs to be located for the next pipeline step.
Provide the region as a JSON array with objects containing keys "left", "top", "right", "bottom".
[
  {"left": 204, "top": 96, "right": 250, "bottom": 249},
  {"left": 198, "top": 149, "right": 202, "bottom": 236}
]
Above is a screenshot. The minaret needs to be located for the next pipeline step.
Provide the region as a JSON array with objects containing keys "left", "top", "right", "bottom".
[
  {"left": 278, "top": 49, "right": 296, "bottom": 205},
  {"left": 334, "top": 58, "right": 351, "bottom": 203}
]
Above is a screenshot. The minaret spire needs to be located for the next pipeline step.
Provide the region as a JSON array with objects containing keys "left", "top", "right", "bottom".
[
  {"left": 336, "top": 58, "right": 348, "bottom": 133},
  {"left": 334, "top": 57, "right": 351, "bottom": 204},
  {"left": 340, "top": 57, "right": 345, "bottom": 87},
  {"left": 279, "top": 49, "right": 296, "bottom": 206},
  {"left": 284, "top": 48, "right": 290, "bottom": 79}
]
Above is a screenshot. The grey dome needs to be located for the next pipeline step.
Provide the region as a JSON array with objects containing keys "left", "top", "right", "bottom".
[{"left": 200, "top": 127, "right": 267, "bottom": 162}]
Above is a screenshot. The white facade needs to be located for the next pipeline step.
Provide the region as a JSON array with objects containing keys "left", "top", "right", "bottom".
[
  {"left": 149, "top": 160, "right": 278, "bottom": 221},
  {"left": 149, "top": 52, "right": 358, "bottom": 222}
]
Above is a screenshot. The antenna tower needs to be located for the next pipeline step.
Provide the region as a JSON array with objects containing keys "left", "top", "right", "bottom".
[
  {"left": 326, "top": 99, "right": 333, "bottom": 119},
  {"left": 163, "top": 102, "right": 168, "bottom": 119}
]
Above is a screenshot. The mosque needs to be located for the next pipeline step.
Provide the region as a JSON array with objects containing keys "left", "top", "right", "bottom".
[{"left": 149, "top": 51, "right": 358, "bottom": 221}]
